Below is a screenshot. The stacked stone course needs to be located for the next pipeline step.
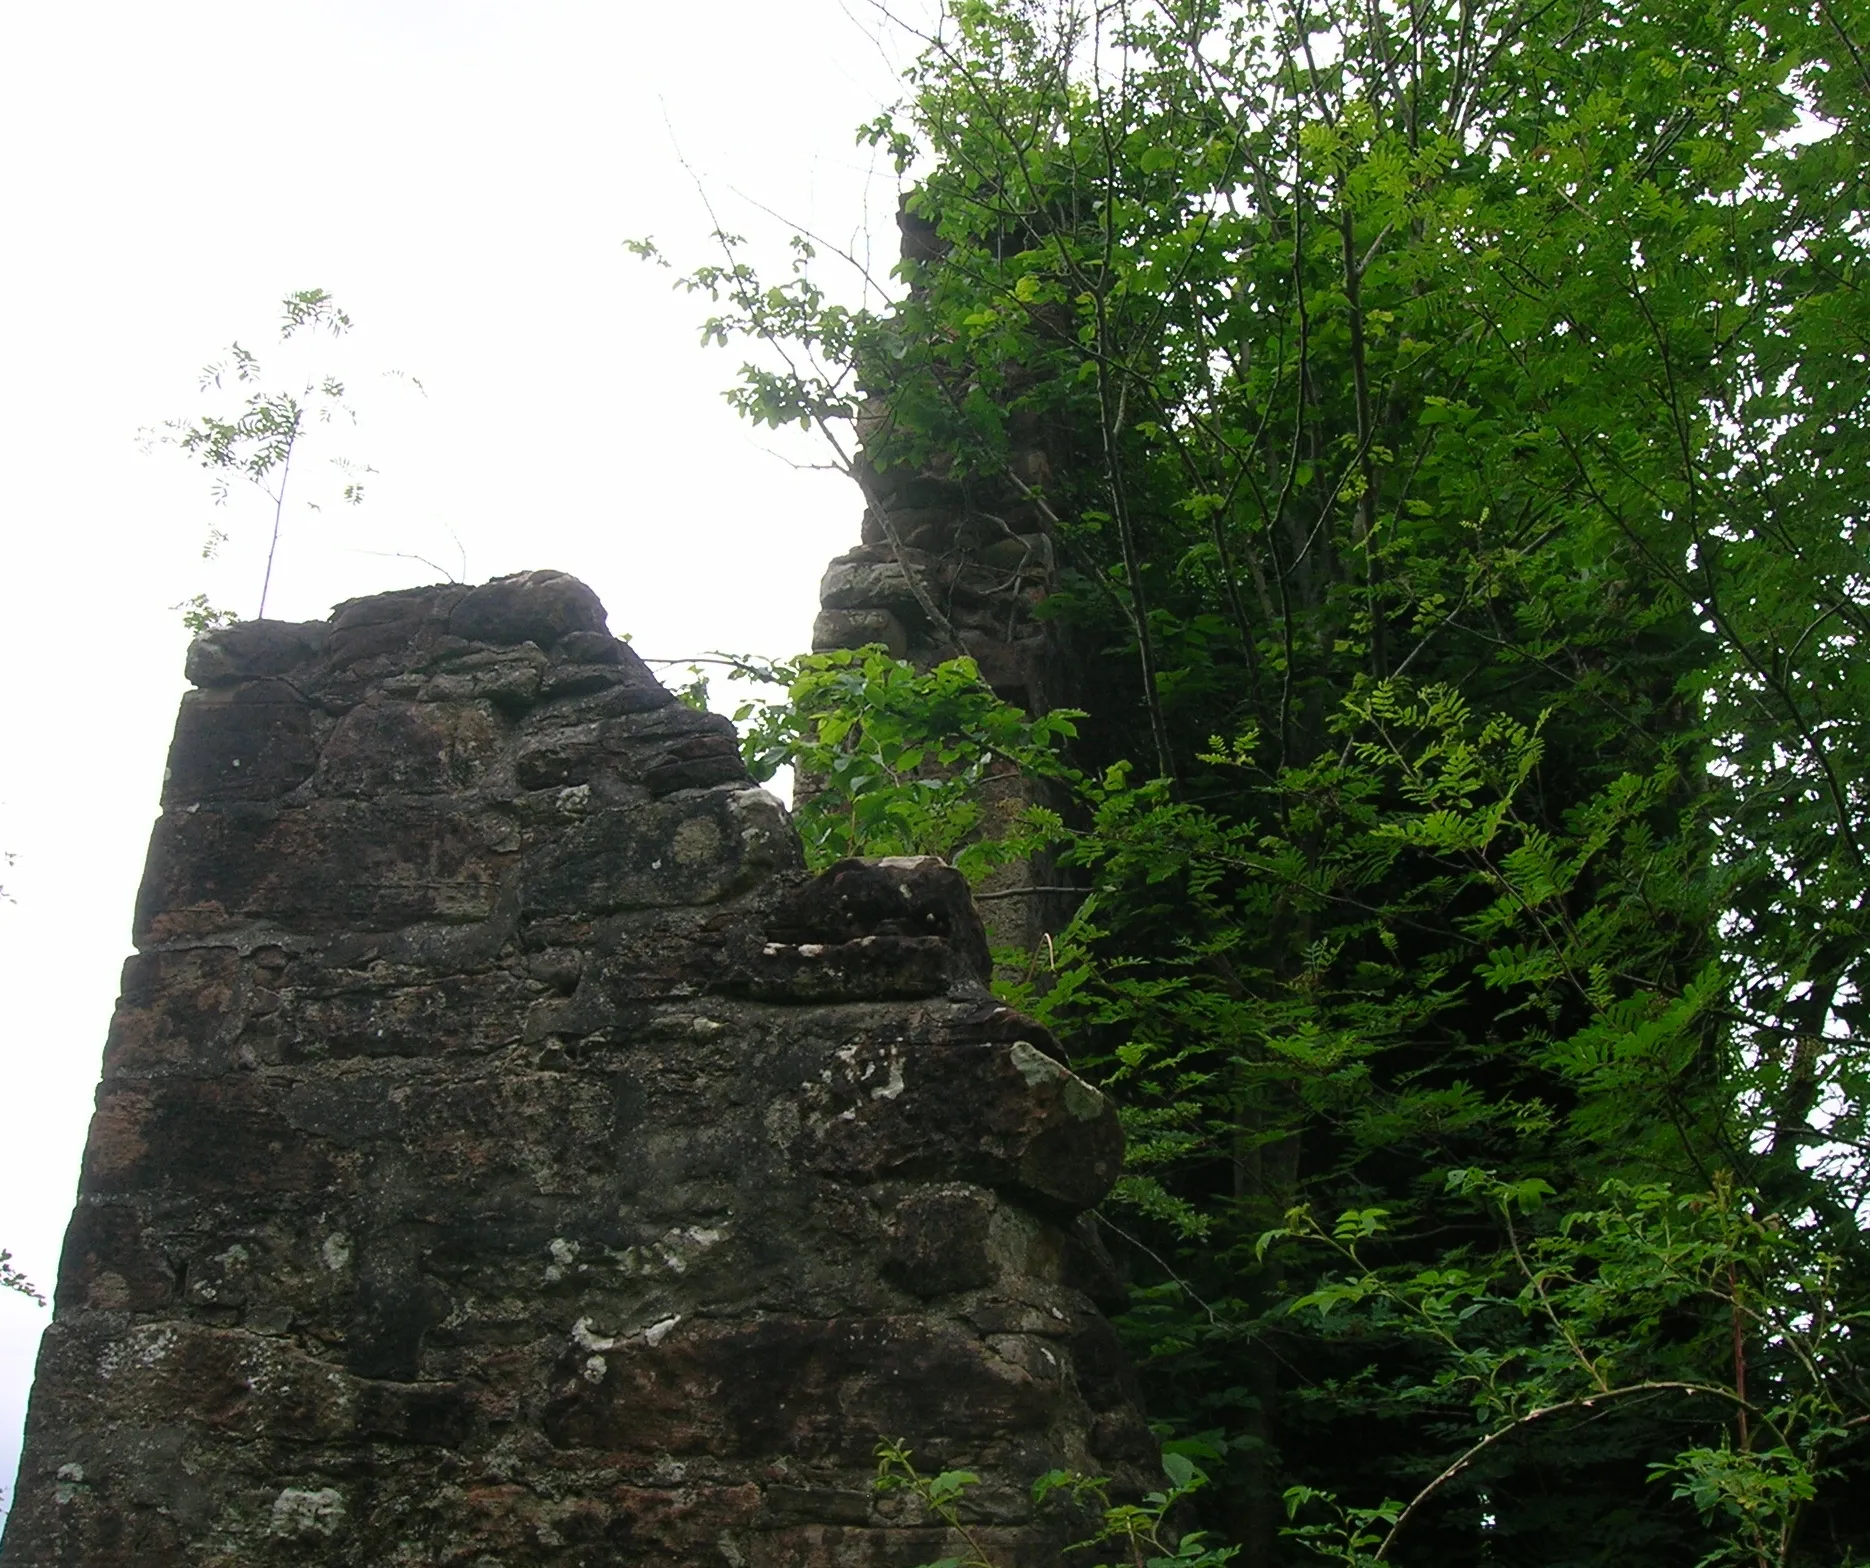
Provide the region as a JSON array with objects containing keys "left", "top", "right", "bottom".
[
  {"left": 812, "top": 430, "right": 1080, "bottom": 963},
  {"left": 804, "top": 209, "right": 1093, "bottom": 961},
  {"left": 2, "top": 571, "right": 1147, "bottom": 1567}
]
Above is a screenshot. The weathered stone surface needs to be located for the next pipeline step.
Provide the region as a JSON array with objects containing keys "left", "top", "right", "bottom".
[
  {"left": 811, "top": 216, "right": 1089, "bottom": 965},
  {"left": 182, "top": 619, "right": 329, "bottom": 688},
  {"left": 811, "top": 608, "right": 910, "bottom": 661},
  {"left": 819, "top": 551, "right": 934, "bottom": 621},
  {"left": 448, "top": 568, "right": 608, "bottom": 649},
  {"left": 2, "top": 573, "right": 1146, "bottom": 1567}
]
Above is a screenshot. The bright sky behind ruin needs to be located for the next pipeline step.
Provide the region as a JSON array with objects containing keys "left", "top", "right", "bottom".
[{"left": 0, "top": 0, "right": 926, "bottom": 1503}]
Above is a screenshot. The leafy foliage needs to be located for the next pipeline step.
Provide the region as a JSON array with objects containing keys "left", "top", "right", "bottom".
[
  {"left": 657, "top": 0, "right": 1870, "bottom": 1559},
  {"left": 0, "top": 1249, "right": 43, "bottom": 1307},
  {"left": 737, "top": 645, "right": 1079, "bottom": 876},
  {"left": 1270, "top": 1172, "right": 1868, "bottom": 1564},
  {"left": 153, "top": 288, "right": 421, "bottom": 623},
  {"left": 876, "top": 1439, "right": 1239, "bottom": 1568}
]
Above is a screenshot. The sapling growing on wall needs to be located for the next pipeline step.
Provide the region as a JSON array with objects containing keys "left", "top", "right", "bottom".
[{"left": 154, "top": 288, "right": 418, "bottom": 628}]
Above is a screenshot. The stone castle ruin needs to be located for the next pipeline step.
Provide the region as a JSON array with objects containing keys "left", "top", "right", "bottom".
[{"left": 0, "top": 571, "right": 1147, "bottom": 1565}]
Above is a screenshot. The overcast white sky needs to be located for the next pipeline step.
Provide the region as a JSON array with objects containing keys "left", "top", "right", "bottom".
[{"left": 0, "top": 0, "right": 928, "bottom": 1505}]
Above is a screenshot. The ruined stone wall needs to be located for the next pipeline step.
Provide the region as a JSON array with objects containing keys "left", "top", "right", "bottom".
[
  {"left": 1, "top": 572, "right": 1147, "bottom": 1567},
  {"left": 808, "top": 211, "right": 1085, "bottom": 962},
  {"left": 813, "top": 453, "right": 1070, "bottom": 959}
]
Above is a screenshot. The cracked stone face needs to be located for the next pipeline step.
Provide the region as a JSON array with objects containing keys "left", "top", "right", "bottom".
[{"left": 1, "top": 571, "right": 1149, "bottom": 1568}]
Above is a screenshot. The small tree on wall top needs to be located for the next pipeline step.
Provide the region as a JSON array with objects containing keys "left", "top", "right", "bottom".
[{"left": 153, "top": 288, "right": 423, "bottom": 629}]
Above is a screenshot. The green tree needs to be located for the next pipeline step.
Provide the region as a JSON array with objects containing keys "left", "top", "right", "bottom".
[
  {"left": 154, "top": 288, "right": 421, "bottom": 628},
  {"left": 654, "top": 0, "right": 1870, "bottom": 1559}
]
